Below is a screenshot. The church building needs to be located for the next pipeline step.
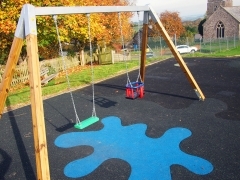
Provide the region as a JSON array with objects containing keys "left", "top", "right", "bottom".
[{"left": 203, "top": 0, "right": 240, "bottom": 40}]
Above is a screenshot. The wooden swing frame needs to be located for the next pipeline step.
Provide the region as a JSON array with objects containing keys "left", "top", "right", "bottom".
[{"left": 0, "top": 4, "right": 205, "bottom": 180}]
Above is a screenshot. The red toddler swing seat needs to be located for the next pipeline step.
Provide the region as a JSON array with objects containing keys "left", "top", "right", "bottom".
[{"left": 126, "top": 81, "right": 144, "bottom": 99}]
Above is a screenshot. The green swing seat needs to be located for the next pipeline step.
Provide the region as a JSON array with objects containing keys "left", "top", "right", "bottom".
[{"left": 74, "top": 116, "right": 99, "bottom": 130}]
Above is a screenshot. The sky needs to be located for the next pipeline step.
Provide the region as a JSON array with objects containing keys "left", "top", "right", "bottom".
[{"left": 133, "top": 0, "right": 240, "bottom": 21}]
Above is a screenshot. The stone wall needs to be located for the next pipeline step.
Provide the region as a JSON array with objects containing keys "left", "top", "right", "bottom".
[
  {"left": 207, "top": 0, "right": 233, "bottom": 18},
  {"left": 203, "top": 6, "right": 239, "bottom": 41}
]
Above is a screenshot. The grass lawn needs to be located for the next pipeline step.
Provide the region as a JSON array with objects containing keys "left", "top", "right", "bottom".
[
  {"left": 183, "top": 46, "right": 240, "bottom": 58},
  {"left": 5, "top": 56, "right": 170, "bottom": 108},
  {"left": 3, "top": 46, "right": 240, "bottom": 109}
]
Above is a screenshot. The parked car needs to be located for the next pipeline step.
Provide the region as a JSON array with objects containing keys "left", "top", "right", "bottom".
[{"left": 176, "top": 45, "right": 198, "bottom": 54}]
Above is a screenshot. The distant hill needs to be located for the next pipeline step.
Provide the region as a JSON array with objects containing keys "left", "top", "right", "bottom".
[
  {"left": 182, "top": 18, "right": 204, "bottom": 27},
  {"left": 181, "top": 14, "right": 205, "bottom": 21}
]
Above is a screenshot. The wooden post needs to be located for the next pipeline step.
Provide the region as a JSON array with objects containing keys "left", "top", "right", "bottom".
[
  {"left": 20, "top": 4, "right": 51, "bottom": 179},
  {"left": 26, "top": 34, "right": 50, "bottom": 180},
  {"left": 140, "top": 12, "right": 149, "bottom": 82},
  {"left": 149, "top": 7, "right": 205, "bottom": 100},
  {"left": 0, "top": 37, "right": 23, "bottom": 118},
  {"left": 111, "top": 50, "right": 115, "bottom": 64}
]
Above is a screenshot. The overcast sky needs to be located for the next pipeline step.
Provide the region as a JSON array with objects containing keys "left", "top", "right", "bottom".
[{"left": 133, "top": 0, "right": 240, "bottom": 20}]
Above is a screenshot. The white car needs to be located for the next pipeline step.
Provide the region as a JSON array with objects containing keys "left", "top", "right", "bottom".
[{"left": 176, "top": 45, "right": 198, "bottom": 54}]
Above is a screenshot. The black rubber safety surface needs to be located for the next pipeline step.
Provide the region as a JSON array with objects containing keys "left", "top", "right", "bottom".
[{"left": 0, "top": 57, "right": 240, "bottom": 180}]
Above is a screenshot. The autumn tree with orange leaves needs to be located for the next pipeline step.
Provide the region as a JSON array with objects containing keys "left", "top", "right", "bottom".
[
  {"left": 150, "top": 10, "right": 185, "bottom": 40},
  {"left": 0, "top": 0, "right": 133, "bottom": 64}
]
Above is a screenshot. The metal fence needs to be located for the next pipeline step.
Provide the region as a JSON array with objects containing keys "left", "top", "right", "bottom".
[
  {"left": 147, "top": 35, "right": 240, "bottom": 55},
  {"left": 1, "top": 35, "right": 240, "bottom": 87}
]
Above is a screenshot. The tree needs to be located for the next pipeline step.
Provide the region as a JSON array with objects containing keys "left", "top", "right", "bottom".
[
  {"left": 0, "top": 0, "right": 25, "bottom": 64},
  {"left": 0, "top": 0, "right": 133, "bottom": 64},
  {"left": 185, "top": 26, "right": 198, "bottom": 34},
  {"left": 53, "top": 0, "right": 133, "bottom": 65},
  {"left": 62, "top": 0, "right": 133, "bottom": 64},
  {"left": 160, "top": 11, "right": 185, "bottom": 38},
  {"left": 150, "top": 11, "right": 185, "bottom": 40},
  {"left": 198, "top": 18, "right": 206, "bottom": 36},
  {"left": 0, "top": 0, "right": 74, "bottom": 63},
  {"left": 180, "top": 25, "right": 198, "bottom": 43}
]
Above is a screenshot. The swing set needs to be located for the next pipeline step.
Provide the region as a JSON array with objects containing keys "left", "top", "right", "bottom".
[{"left": 0, "top": 4, "right": 205, "bottom": 180}]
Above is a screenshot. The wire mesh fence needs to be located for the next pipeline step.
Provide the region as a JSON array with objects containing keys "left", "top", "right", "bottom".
[
  {"left": 147, "top": 35, "right": 240, "bottom": 55},
  {"left": 1, "top": 34, "right": 240, "bottom": 87}
]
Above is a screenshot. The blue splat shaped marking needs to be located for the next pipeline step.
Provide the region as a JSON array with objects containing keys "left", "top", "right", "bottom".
[{"left": 55, "top": 116, "right": 213, "bottom": 179}]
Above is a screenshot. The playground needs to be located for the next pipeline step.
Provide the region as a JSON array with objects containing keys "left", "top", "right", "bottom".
[
  {"left": 0, "top": 4, "right": 240, "bottom": 180},
  {"left": 0, "top": 56, "right": 240, "bottom": 179}
]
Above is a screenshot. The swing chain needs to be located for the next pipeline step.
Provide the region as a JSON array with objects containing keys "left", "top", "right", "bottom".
[
  {"left": 87, "top": 14, "right": 97, "bottom": 118},
  {"left": 53, "top": 15, "right": 80, "bottom": 124},
  {"left": 118, "top": 12, "right": 132, "bottom": 86},
  {"left": 136, "top": 11, "right": 142, "bottom": 83}
]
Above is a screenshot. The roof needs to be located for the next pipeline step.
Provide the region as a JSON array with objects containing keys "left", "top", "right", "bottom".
[
  {"left": 203, "top": 6, "right": 240, "bottom": 27},
  {"left": 223, "top": 6, "right": 240, "bottom": 22}
]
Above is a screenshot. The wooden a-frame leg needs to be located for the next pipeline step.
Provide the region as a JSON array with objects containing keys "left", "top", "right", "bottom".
[
  {"left": 26, "top": 34, "right": 50, "bottom": 180},
  {"left": 0, "top": 37, "right": 23, "bottom": 118},
  {"left": 140, "top": 23, "right": 148, "bottom": 82},
  {"left": 149, "top": 7, "right": 205, "bottom": 101}
]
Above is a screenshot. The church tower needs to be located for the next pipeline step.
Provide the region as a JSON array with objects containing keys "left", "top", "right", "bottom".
[{"left": 207, "top": 0, "right": 233, "bottom": 17}]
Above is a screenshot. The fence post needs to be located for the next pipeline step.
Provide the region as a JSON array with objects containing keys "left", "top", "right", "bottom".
[
  {"left": 227, "top": 36, "right": 229, "bottom": 49},
  {"left": 234, "top": 34, "right": 236, "bottom": 48},
  {"left": 210, "top": 37, "right": 211, "bottom": 53},
  {"left": 80, "top": 50, "right": 85, "bottom": 66},
  {"left": 200, "top": 38, "right": 202, "bottom": 53},
  {"left": 219, "top": 38, "right": 221, "bottom": 51},
  {"left": 174, "top": 33, "right": 177, "bottom": 46},
  {"left": 159, "top": 36, "right": 162, "bottom": 56},
  {"left": 111, "top": 50, "right": 115, "bottom": 64}
]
